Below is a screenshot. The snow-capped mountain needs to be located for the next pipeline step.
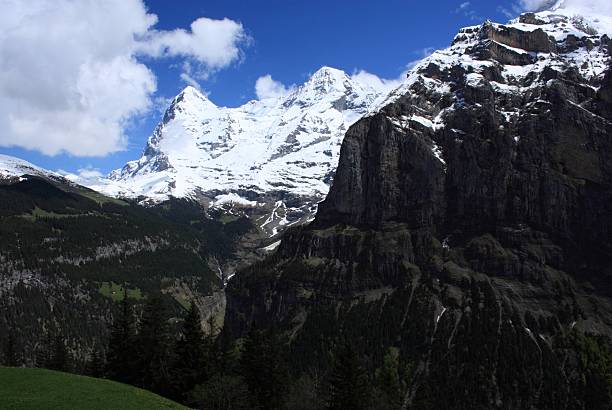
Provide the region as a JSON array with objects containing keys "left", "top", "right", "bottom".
[
  {"left": 0, "top": 154, "right": 60, "bottom": 181},
  {"left": 223, "top": 5, "right": 612, "bottom": 408},
  {"left": 93, "top": 67, "right": 391, "bottom": 207},
  {"left": 316, "top": 4, "right": 612, "bottom": 230},
  {"left": 6, "top": 1, "right": 608, "bottom": 238},
  {"left": 375, "top": 6, "right": 611, "bottom": 119}
]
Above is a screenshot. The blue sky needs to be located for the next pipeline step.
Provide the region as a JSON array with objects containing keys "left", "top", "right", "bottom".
[{"left": 0, "top": 0, "right": 528, "bottom": 176}]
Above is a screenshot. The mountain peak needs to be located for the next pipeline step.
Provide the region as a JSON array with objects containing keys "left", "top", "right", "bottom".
[
  {"left": 175, "top": 85, "right": 216, "bottom": 107},
  {"left": 309, "top": 66, "right": 349, "bottom": 84},
  {"left": 179, "top": 85, "right": 204, "bottom": 97}
]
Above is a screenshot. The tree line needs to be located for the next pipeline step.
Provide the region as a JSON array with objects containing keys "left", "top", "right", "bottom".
[
  {"left": 2, "top": 290, "right": 411, "bottom": 409},
  {"left": 4, "top": 288, "right": 609, "bottom": 408}
]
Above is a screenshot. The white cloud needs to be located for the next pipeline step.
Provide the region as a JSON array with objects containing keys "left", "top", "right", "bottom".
[
  {"left": 351, "top": 47, "right": 437, "bottom": 95},
  {"left": 255, "top": 75, "right": 294, "bottom": 100},
  {"left": 59, "top": 166, "right": 105, "bottom": 185},
  {"left": 179, "top": 61, "right": 204, "bottom": 89},
  {"left": 454, "top": 1, "right": 481, "bottom": 20},
  {"left": 0, "top": 0, "right": 249, "bottom": 157},
  {"left": 405, "top": 47, "right": 436, "bottom": 71},
  {"left": 498, "top": 6, "right": 518, "bottom": 19},
  {"left": 139, "top": 17, "right": 249, "bottom": 72},
  {"left": 350, "top": 70, "right": 402, "bottom": 94},
  {"left": 519, "top": 0, "right": 558, "bottom": 11},
  {"left": 519, "top": 0, "right": 612, "bottom": 15}
]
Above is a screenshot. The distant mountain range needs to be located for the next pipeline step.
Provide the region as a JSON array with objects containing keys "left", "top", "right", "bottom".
[{"left": 76, "top": 67, "right": 393, "bottom": 235}]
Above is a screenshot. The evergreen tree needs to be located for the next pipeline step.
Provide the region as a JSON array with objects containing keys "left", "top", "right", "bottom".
[
  {"left": 47, "top": 334, "right": 71, "bottom": 372},
  {"left": 134, "top": 294, "right": 174, "bottom": 397},
  {"left": 3, "top": 332, "right": 19, "bottom": 367},
  {"left": 106, "top": 287, "right": 136, "bottom": 383},
  {"left": 373, "top": 347, "right": 403, "bottom": 410},
  {"left": 285, "top": 370, "right": 325, "bottom": 410},
  {"left": 241, "top": 329, "right": 289, "bottom": 410},
  {"left": 327, "top": 342, "right": 371, "bottom": 410},
  {"left": 35, "top": 332, "right": 53, "bottom": 369},
  {"left": 173, "top": 300, "right": 207, "bottom": 399},
  {"left": 189, "top": 374, "right": 250, "bottom": 410},
  {"left": 87, "top": 347, "right": 106, "bottom": 378}
]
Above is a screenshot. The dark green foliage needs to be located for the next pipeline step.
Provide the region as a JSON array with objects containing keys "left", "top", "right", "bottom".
[
  {"left": 0, "top": 177, "right": 254, "bottom": 365},
  {"left": 154, "top": 198, "right": 254, "bottom": 261},
  {"left": 189, "top": 374, "right": 250, "bottom": 410},
  {"left": 47, "top": 334, "right": 71, "bottom": 372},
  {"left": 2, "top": 332, "right": 20, "bottom": 367},
  {"left": 86, "top": 348, "right": 105, "bottom": 378},
  {"left": 327, "top": 342, "right": 371, "bottom": 410},
  {"left": 241, "top": 329, "right": 290, "bottom": 410},
  {"left": 172, "top": 300, "right": 208, "bottom": 399},
  {"left": 284, "top": 371, "right": 326, "bottom": 410},
  {"left": 373, "top": 347, "right": 404, "bottom": 410},
  {"left": 565, "top": 331, "right": 612, "bottom": 409},
  {"left": 106, "top": 289, "right": 136, "bottom": 384},
  {"left": 133, "top": 295, "right": 175, "bottom": 397}
]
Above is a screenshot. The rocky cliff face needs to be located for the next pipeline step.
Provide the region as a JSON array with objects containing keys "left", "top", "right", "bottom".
[{"left": 225, "top": 10, "right": 612, "bottom": 409}]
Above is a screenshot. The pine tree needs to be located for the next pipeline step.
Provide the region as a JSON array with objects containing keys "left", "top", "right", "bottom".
[
  {"left": 35, "top": 332, "right": 53, "bottom": 369},
  {"left": 87, "top": 347, "right": 106, "bottom": 378},
  {"left": 173, "top": 300, "right": 207, "bottom": 399},
  {"left": 134, "top": 294, "right": 174, "bottom": 396},
  {"left": 47, "top": 334, "right": 71, "bottom": 372},
  {"left": 3, "top": 332, "right": 19, "bottom": 367},
  {"left": 106, "top": 287, "right": 136, "bottom": 383},
  {"left": 190, "top": 374, "right": 251, "bottom": 410},
  {"left": 327, "top": 342, "right": 371, "bottom": 410},
  {"left": 241, "top": 329, "right": 289, "bottom": 410},
  {"left": 374, "top": 347, "right": 403, "bottom": 410}
]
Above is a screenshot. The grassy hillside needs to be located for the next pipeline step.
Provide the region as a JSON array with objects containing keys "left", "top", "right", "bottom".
[{"left": 0, "top": 367, "right": 188, "bottom": 409}]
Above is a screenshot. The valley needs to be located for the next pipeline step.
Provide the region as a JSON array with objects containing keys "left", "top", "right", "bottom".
[{"left": 1, "top": 2, "right": 612, "bottom": 409}]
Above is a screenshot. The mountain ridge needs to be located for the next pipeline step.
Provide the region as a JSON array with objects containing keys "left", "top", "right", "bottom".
[
  {"left": 91, "top": 66, "right": 392, "bottom": 206},
  {"left": 224, "top": 7, "right": 612, "bottom": 409}
]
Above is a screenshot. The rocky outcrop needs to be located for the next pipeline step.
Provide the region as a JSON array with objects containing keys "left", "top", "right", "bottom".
[
  {"left": 225, "top": 10, "right": 612, "bottom": 409},
  {"left": 481, "top": 22, "right": 556, "bottom": 53}
]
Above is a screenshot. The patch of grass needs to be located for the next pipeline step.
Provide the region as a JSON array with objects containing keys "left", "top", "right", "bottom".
[
  {"left": 76, "top": 189, "right": 128, "bottom": 206},
  {"left": 20, "top": 207, "right": 85, "bottom": 221},
  {"left": 219, "top": 214, "right": 240, "bottom": 224},
  {"left": 171, "top": 292, "right": 191, "bottom": 310},
  {"left": 99, "top": 282, "right": 144, "bottom": 302},
  {"left": 0, "top": 367, "right": 188, "bottom": 409}
]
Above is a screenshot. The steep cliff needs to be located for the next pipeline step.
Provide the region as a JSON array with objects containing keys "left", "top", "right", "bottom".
[{"left": 225, "top": 10, "right": 612, "bottom": 409}]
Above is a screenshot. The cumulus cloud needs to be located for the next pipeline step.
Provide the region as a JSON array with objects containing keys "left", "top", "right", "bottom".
[
  {"left": 255, "top": 75, "right": 294, "bottom": 100},
  {"left": 519, "top": 0, "right": 612, "bottom": 15},
  {"left": 350, "top": 70, "right": 403, "bottom": 94},
  {"left": 59, "top": 166, "right": 105, "bottom": 185},
  {"left": 0, "top": 0, "right": 249, "bottom": 157},
  {"left": 140, "top": 17, "right": 248, "bottom": 72},
  {"left": 519, "top": 0, "right": 557, "bottom": 11},
  {"left": 350, "top": 46, "right": 438, "bottom": 95}
]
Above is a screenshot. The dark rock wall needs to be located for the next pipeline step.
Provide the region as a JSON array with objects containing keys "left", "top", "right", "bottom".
[{"left": 225, "top": 19, "right": 612, "bottom": 409}]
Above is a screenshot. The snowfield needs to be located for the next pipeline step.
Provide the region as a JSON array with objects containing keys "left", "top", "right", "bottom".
[{"left": 88, "top": 67, "right": 393, "bottom": 204}]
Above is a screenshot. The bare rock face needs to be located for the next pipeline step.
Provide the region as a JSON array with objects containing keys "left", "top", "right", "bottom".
[
  {"left": 225, "top": 11, "right": 612, "bottom": 409},
  {"left": 481, "top": 22, "right": 557, "bottom": 53}
]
